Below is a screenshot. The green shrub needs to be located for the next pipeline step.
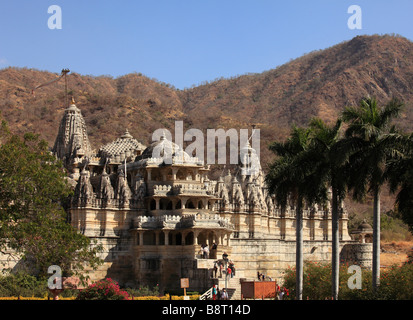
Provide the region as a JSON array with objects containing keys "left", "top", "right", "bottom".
[
  {"left": 282, "top": 261, "right": 413, "bottom": 300},
  {"left": 380, "top": 214, "right": 413, "bottom": 241},
  {"left": 0, "top": 272, "right": 48, "bottom": 297},
  {"left": 125, "top": 285, "right": 160, "bottom": 297}
]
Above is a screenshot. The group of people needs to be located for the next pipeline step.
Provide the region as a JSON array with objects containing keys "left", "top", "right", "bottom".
[
  {"left": 200, "top": 242, "right": 218, "bottom": 259},
  {"left": 227, "top": 260, "right": 235, "bottom": 278},
  {"left": 257, "top": 272, "right": 272, "bottom": 281},
  {"left": 212, "top": 257, "right": 236, "bottom": 279},
  {"left": 201, "top": 244, "right": 210, "bottom": 259},
  {"left": 211, "top": 285, "right": 228, "bottom": 300},
  {"left": 276, "top": 285, "right": 289, "bottom": 300}
]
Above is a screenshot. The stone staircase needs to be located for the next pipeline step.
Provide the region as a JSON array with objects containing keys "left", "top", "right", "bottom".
[
  {"left": 196, "top": 258, "right": 245, "bottom": 300},
  {"left": 216, "top": 270, "right": 244, "bottom": 300}
]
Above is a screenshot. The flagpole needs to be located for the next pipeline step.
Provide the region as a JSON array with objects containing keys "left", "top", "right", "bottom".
[{"left": 62, "top": 68, "right": 70, "bottom": 108}]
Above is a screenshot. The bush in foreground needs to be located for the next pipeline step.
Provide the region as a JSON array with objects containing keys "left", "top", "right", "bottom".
[
  {"left": 76, "top": 278, "right": 130, "bottom": 300},
  {"left": 0, "top": 272, "right": 47, "bottom": 297},
  {"left": 282, "top": 260, "right": 413, "bottom": 300}
]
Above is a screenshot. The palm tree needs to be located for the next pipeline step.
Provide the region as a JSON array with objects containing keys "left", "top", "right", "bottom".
[
  {"left": 266, "top": 126, "right": 316, "bottom": 300},
  {"left": 341, "top": 96, "right": 404, "bottom": 289},
  {"left": 386, "top": 132, "right": 413, "bottom": 234},
  {"left": 306, "top": 118, "right": 348, "bottom": 300}
]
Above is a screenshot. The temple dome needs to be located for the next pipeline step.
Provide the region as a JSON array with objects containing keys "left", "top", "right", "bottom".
[
  {"left": 99, "top": 129, "right": 146, "bottom": 163},
  {"left": 140, "top": 132, "right": 181, "bottom": 159},
  {"left": 138, "top": 132, "right": 202, "bottom": 165},
  {"left": 357, "top": 220, "right": 373, "bottom": 232}
]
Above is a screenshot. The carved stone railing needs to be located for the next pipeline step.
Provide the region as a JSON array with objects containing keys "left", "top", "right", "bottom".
[
  {"left": 180, "top": 214, "right": 234, "bottom": 230},
  {"left": 135, "top": 155, "right": 203, "bottom": 166},
  {"left": 133, "top": 215, "right": 182, "bottom": 229},
  {"left": 145, "top": 157, "right": 164, "bottom": 165},
  {"left": 171, "top": 156, "right": 203, "bottom": 165},
  {"left": 88, "top": 156, "right": 101, "bottom": 165},
  {"left": 72, "top": 196, "right": 133, "bottom": 209},
  {"left": 153, "top": 184, "right": 173, "bottom": 196},
  {"left": 132, "top": 214, "right": 234, "bottom": 230},
  {"left": 173, "top": 184, "right": 212, "bottom": 196}
]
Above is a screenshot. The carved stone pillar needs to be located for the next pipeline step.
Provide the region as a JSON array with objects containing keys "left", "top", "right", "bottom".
[
  {"left": 155, "top": 230, "right": 160, "bottom": 245},
  {"left": 164, "top": 230, "right": 170, "bottom": 245},
  {"left": 172, "top": 167, "right": 178, "bottom": 180},
  {"left": 139, "top": 231, "right": 144, "bottom": 246},
  {"left": 194, "top": 230, "right": 200, "bottom": 245}
]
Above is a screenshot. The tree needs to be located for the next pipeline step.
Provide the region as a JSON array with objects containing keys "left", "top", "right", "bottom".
[
  {"left": 0, "top": 118, "right": 102, "bottom": 277},
  {"left": 266, "top": 126, "right": 323, "bottom": 300},
  {"left": 341, "top": 96, "right": 404, "bottom": 289},
  {"left": 267, "top": 119, "right": 350, "bottom": 300},
  {"left": 386, "top": 132, "right": 413, "bottom": 233},
  {"left": 305, "top": 118, "right": 348, "bottom": 300}
]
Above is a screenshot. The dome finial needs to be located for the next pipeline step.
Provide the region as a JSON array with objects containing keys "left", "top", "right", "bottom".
[{"left": 121, "top": 129, "right": 133, "bottom": 139}]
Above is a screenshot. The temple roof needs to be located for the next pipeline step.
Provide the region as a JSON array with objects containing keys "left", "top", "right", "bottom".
[
  {"left": 127, "top": 132, "right": 203, "bottom": 167},
  {"left": 352, "top": 219, "right": 373, "bottom": 235},
  {"left": 140, "top": 131, "right": 180, "bottom": 160},
  {"left": 98, "top": 129, "right": 146, "bottom": 162}
]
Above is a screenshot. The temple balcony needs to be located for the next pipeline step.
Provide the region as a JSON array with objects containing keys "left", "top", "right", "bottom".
[{"left": 130, "top": 225, "right": 233, "bottom": 260}]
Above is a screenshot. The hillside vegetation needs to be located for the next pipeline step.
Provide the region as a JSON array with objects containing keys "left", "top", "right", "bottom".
[{"left": 1, "top": 34, "right": 413, "bottom": 237}]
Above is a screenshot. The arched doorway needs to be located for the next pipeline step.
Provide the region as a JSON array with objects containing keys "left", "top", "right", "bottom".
[{"left": 185, "top": 232, "right": 194, "bottom": 245}]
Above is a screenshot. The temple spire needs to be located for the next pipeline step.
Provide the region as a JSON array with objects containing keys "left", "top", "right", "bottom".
[{"left": 52, "top": 99, "right": 91, "bottom": 179}]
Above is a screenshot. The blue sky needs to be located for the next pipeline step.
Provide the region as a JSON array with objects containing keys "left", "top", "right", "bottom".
[{"left": 0, "top": 0, "right": 412, "bottom": 89}]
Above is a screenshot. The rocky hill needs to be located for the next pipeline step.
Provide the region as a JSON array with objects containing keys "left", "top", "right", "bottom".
[
  {"left": 1, "top": 34, "right": 413, "bottom": 176},
  {"left": 1, "top": 34, "right": 413, "bottom": 230}
]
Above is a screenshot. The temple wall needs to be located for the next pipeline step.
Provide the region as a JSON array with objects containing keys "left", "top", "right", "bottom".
[
  {"left": 80, "top": 233, "right": 363, "bottom": 293},
  {"left": 131, "top": 245, "right": 213, "bottom": 293},
  {"left": 228, "top": 238, "right": 358, "bottom": 282},
  {"left": 68, "top": 205, "right": 361, "bottom": 293}
]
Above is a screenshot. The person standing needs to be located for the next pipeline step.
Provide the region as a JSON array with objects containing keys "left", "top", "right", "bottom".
[
  {"left": 211, "top": 242, "right": 218, "bottom": 259},
  {"left": 221, "top": 289, "right": 228, "bottom": 300},
  {"left": 227, "top": 266, "right": 232, "bottom": 278},
  {"left": 201, "top": 244, "right": 206, "bottom": 258},
  {"left": 213, "top": 261, "right": 218, "bottom": 278},
  {"left": 204, "top": 245, "right": 210, "bottom": 259},
  {"left": 229, "top": 260, "right": 235, "bottom": 276},
  {"left": 212, "top": 285, "right": 217, "bottom": 300},
  {"left": 278, "top": 288, "right": 285, "bottom": 300}
]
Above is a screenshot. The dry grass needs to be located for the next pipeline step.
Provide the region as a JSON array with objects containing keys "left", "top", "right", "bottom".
[{"left": 380, "top": 241, "right": 413, "bottom": 267}]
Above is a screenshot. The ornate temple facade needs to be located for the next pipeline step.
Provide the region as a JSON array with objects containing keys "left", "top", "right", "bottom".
[{"left": 51, "top": 99, "right": 372, "bottom": 297}]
